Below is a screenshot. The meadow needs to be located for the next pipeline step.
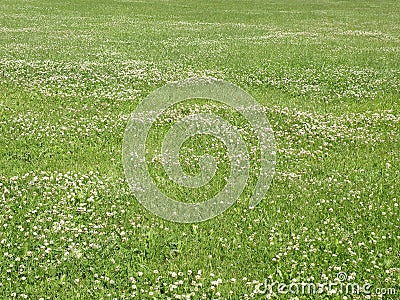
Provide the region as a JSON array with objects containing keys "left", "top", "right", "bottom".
[{"left": 0, "top": 0, "right": 399, "bottom": 299}]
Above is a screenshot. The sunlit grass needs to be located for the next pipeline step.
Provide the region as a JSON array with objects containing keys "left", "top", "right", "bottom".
[{"left": 1, "top": 0, "right": 399, "bottom": 299}]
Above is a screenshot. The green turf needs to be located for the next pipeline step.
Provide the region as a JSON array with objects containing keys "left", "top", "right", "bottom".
[{"left": 1, "top": 0, "right": 399, "bottom": 299}]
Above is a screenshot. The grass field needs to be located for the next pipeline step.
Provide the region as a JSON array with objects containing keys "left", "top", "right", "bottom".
[{"left": 1, "top": 0, "right": 400, "bottom": 299}]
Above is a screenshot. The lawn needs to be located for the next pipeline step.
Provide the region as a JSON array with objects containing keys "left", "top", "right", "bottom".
[{"left": 0, "top": 0, "right": 399, "bottom": 299}]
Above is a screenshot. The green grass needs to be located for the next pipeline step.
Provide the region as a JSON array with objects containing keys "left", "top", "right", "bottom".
[{"left": 1, "top": 0, "right": 399, "bottom": 299}]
